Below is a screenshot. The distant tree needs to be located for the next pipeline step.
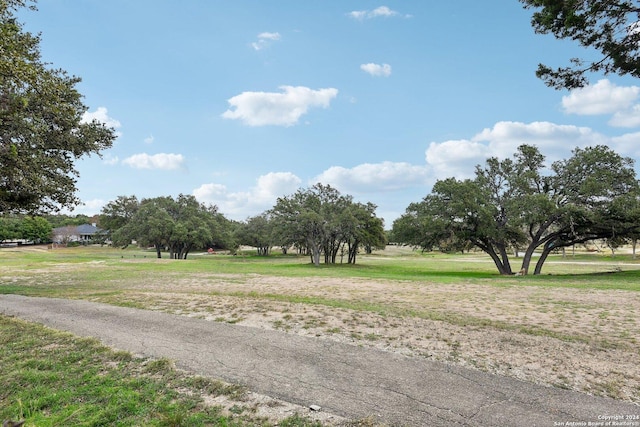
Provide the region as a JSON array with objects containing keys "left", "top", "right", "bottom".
[
  {"left": 44, "top": 214, "right": 93, "bottom": 228},
  {"left": 339, "top": 201, "right": 386, "bottom": 264},
  {"left": 235, "top": 214, "right": 273, "bottom": 256},
  {"left": 0, "top": 216, "right": 20, "bottom": 242},
  {"left": 271, "top": 185, "right": 327, "bottom": 266},
  {"left": 108, "top": 194, "right": 234, "bottom": 259},
  {"left": 270, "top": 184, "right": 385, "bottom": 265},
  {"left": 393, "top": 145, "right": 640, "bottom": 275},
  {"left": 99, "top": 195, "right": 139, "bottom": 233},
  {"left": 112, "top": 199, "right": 172, "bottom": 257},
  {"left": 1, "top": 0, "right": 116, "bottom": 213},
  {"left": 20, "top": 215, "right": 51, "bottom": 243},
  {"left": 521, "top": 0, "right": 640, "bottom": 89}
]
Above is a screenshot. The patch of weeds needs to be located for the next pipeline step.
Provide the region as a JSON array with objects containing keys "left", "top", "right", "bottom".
[
  {"left": 272, "top": 319, "right": 291, "bottom": 331},
  {"left": 144, "top": 357, "right": 175, "bottom": 375},
  {"left": 342, "top": 416, "right": 383, "bottom": 426},
  {"left": 278, "top": 413, "right": 324, "bottom": 427},
  {"left": 182, "top": 377, "right": 247, "bottom": 400},
  {"left": 325, "top": 327, "right": 341, "bottom": 334},
  {"left": 364, "top": 333, "right": 379, "bottom": 341},
  {"left": 590, "top": 379, "right": 624, "bottom": 399},
  {"left": 226, "top": 317, "right": 244, "bottom": 324},
  {"left": 301, "top": 317, "right": 327, "bottom": 329},
  {"left": 113, "top": 350, "right": 133, "bottom": 362},
  {"left": 229, "top": 404, "right": 245, "bottom": 414}
]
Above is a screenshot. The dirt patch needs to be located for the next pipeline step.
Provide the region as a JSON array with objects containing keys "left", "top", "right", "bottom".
[{"left": 89, "top": 274, "right": 640, "bottom": 404}]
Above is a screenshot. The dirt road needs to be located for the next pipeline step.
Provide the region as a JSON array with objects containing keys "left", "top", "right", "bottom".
[{"left": 1, "top": 294, "right": 638, "bottom": 426}]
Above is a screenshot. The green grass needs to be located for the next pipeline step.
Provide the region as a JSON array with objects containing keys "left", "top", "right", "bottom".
[
  {"left": 0, "top": 316, "right": 328, "bottom": 426},
  {"left": 2, "top": 245, "right": 640, "bottom": 294}
]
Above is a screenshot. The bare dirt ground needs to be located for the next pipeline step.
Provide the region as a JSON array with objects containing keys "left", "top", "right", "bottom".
[{"left": 87, "top": 271, "right": 640, "bottom": 406}]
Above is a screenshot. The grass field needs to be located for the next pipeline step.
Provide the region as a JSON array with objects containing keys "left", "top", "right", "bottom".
[{"left": 1, "top": 244, "right": 640, "bottom": 425}]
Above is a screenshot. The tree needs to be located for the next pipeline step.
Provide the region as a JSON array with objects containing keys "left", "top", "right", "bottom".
[
  {"left": 271, "top": 185, "right": 327, "bottom": 266},
  {"left": 1, "top": 0, "right": 116, "bottom": 214},
  {"left": 98, "top": 195, "right": 139, "bottom": 234},
  {"left": 0, "top": 215, "right": 20, "bottom": 242},
  {"left": 235, "top": 214, "right": 273, "bottom": 256},
  {"left": 341, "top": 202, "right": 386, "bottom": 264},
  {"left": 107, "top": 194, "right": 235, "bottom": 259},
  {"left": 521, "top": 0, "right": 640, "bottom": 89},
  {"left": 20, "top": 215, "right": 51, "bottom": 243},
  {"left": 270, "top": 184, "right": 385, "bottom": 266},
  {"left": 112, "top": 199, "right": 172, "bottom": 258},
  {"left": 393, "top": 145, "right": 640, "bottom": 275}
]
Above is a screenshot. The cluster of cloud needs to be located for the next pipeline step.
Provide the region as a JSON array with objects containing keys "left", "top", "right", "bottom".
[
  {"left": 193, "top": 172, "right": 302, "bottom": 219},
  {"left": 562, "top": 79, "right": 640, "bottom": 127},
  {"left": 347, "top": 6, "right": 410, "bottom": 20},
  {"left": 222, "top": 85, "right": 339, "bottom": 127},
  {"left": 251, "top": 32, "right": 281, "bottom": 51},
  {"left": 121, "top": 153, "right": 186, "bottom": 171},
  {"left": 360, "top": 63, "right": 392, "bottom": 77}
]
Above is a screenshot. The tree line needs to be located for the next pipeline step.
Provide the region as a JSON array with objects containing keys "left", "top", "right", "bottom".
[{"left": 99, "top": 184, "right": 387, "bottom": 264}]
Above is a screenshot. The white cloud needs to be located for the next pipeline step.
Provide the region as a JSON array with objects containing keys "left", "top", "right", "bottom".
[
  {"left": 193, "top": 172, "right": 302, "bottom": 220},
  {"left": 144, "top": 135, "right": 155, "bottom": 144},
  {"left": 609, "top": 104, "right": 640, "bottom": 127},
  {"left": 122, "top": 153, "right": 186, "bottom": 170},
  {"left": 425, "top": 121, "right": 608, "bottom": 180},
  {"left": 251, "top": 31, "right": 281, "bottom": 50},
  {"left": 222, "top": 85, "right": 339, "bottom": 127},
  {"left": 103, "top": 155, "right": 120, "bottom": 165},
  {"left": 360, "top": 63, "right": 392, "bottom": 77},
  {"left": 611, "top": 131, "right": 640, "bottom": 157},
  {"left": 425, "top": 139, "right": 490, "bottom": 179},
  {"left": 562, "top": 79, "right": 640, "bottom": 115},
  {"left": 81, "top": 107, "right": 121, "bottom": 129},
  {"left": 348, "top": 6, "right": 407, "bottom": 20},
  {"left": 313, "top": 162, "right": 428, "bottom": 193}
]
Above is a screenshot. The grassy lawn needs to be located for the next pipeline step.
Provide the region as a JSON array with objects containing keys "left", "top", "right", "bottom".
[{"left": 1, "top": 244, "right": 640, "bottom": 424}]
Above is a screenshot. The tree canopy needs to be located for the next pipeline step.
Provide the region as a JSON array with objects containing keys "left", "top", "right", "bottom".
[
  {"left": 1, "top": 0, "right": 116, "bottom": 214},
  {"left": 521, "top": 0, "right": 640, "bottom": 89},
  {"left": 270, "top": 184, "right": 386, "bottom": 266},
  {"left": 392, "top": 145, "right": 640, "bottom": 275},
  {"left": 104, "top": 194, "right": 236, "bottom": 259}
]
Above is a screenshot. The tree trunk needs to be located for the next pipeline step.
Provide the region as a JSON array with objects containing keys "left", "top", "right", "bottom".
[
  {"left": 533, "top": 242, "right": 555, "bottom": 275},
  {"left": 308, "top": 240, "right": 321, "bottom": 266},
  {"left": 155, "top": 244, "right": 162, "bottom": 259},
  {"left": 633, "top": 238, "right": 637, "bottom": 260},
  {"left": 521, "top": 246, "right": 536, "bottom": 275},
  {"left": 498, "top": 245, "right": 513, "bottom": 275},
  {"left": 477, "top": 240, "right": 512, "bottom": 275}
]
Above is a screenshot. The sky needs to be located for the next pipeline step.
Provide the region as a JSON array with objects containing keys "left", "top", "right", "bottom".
[{"left": 18, "top": 1, "right": 640, "bottom": 227}]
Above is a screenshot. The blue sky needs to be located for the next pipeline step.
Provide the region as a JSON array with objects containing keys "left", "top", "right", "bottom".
[{"left": 19, "top": 1, "right": 640, "bottom": 226}]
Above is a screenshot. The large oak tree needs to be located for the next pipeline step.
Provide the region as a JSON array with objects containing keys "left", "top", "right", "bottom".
[
  {"left": 392, "top": 145, "right": 639, "bottom": 275},
  {"left": 1, "top": 0, "right": 115, "bottom": 214}
]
